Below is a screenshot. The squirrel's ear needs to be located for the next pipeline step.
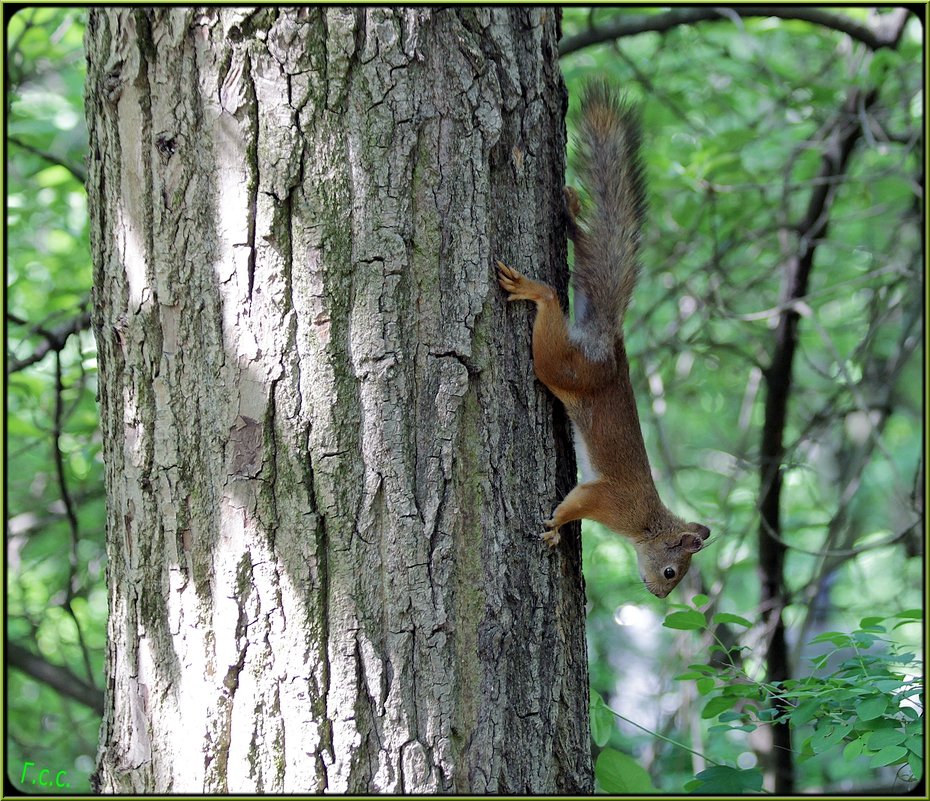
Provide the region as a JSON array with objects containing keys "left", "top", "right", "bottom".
[
  {"left": 680, "top": 533, "right": 705, "bottom": 553},
  {"left": 696, "top": 524, "right": 711, "bottom": 540}
]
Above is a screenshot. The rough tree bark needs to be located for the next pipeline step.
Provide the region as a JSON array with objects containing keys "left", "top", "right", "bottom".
[{"left": 85, "top": 7, "right": 590, "bottom": 793}]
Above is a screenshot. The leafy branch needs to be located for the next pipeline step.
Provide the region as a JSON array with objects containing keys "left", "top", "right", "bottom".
[
  {"left": 589, "top": 600, "right": 922, "bottom": 794},
  {"left": 665, "top": 600, "right": 923, "bottom": 792}
]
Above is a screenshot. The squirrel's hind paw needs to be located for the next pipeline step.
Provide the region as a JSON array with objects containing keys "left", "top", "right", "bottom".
[
  {"left": 495, "top": 260, "right": 524, "bottom": 298},
  {"left": 496, "top": 260, "right": 551, "bottom": 304}
]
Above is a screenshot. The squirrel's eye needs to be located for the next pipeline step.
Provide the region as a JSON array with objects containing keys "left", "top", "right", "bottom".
[{"left": 663, "top": 567, "right": 676, "bottom": 580}]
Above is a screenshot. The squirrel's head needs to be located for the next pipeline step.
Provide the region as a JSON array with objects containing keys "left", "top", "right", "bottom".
[{"left": 634, "top": 522, "right": 711, "bottom": 598}]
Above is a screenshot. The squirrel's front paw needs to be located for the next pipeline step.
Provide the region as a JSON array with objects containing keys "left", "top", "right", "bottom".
[{"left": 541, "top": 520, "right": 561, "bottom": 548}]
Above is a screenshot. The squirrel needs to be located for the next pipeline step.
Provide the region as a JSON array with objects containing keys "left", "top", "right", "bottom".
[{"left": 496, "top": 82, "right": 710, "bottom": 598}]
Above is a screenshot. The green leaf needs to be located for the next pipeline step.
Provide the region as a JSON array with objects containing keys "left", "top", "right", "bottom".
[
  {"left": 867, "top": 727, "right": 905, "bottom": 750},
  {"left": 594, "top": 748, "right": 657, "bottom": 793},
  {"left": 858, "top": 696, "right": 889, "bottom": 721},
  {"left": 663, "top": 609, "right": 706, "bottom": 630},
  {"left": 686, "top": 664, "right": 716, "bottom": 675},
  {"left": 712, "top": 612, "right": 753, "bottom": 628},
  {"left": 894, "top": 609, "right": 923, "bottom": 620},
  {"left": 590, "top": 691, "right": 614, "bottom": 748},
  {"left": 790, "top": 700, "right": 821, "bottom": 727},
  {"left": 757, "top": 707, "right": 779, "bottom": 722},
  {"left": 696, "top": 677, "right": 716, "bottom": 695},
  {"left": 689, "top": 765, "right": 763, "bottom": 794},
  {"left": 702, "top": 695, "right": 739, "bottom": 719},
  {"left": 709, "top": 722, "right": 756, "bottom": 734},
  {"left": 858, "top": 616, "right": 886, "bottom": 629},
  {"left": 809, "top": 653, "right": 830, "bottom": 670},
  {"left": 906, "top": 722, "right": 924, "bottom": 751},
  {"left": 809, "top": 631, "right": 852, "bottom": 647},
  {"left": 690, "top": 593, "right": 709, "bottom": 608},
  {"left": 811, "top": 721, "right": 853, "bottom": 753},
  {"left": 870, "top": 745, "right": 908, "bottom": 768},
  {"left": 799, "top": 735, "right": 816, "bottom": 759},
  {"left": 853, "top": 631, "right": 879, "bottom": 648},
  {"left": 843, "top": 736, "right": 867, "bottom": 760},
  {"left": 908, "top": 751, "right": 923, "bottom": 782},
  {"left": 855, "top": 718, "right": 891, "bottom": 734},
  {"left": 872, "top": 678, "right": 904, "bottom": 693}
]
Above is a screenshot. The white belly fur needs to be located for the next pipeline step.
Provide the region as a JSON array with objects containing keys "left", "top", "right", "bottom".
[{"left": 572, "top": 423, "right": 600, "bottom": 483}]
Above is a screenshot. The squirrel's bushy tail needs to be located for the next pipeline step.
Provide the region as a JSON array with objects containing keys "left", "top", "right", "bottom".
[{"left": 571, "top": 82, "right": 646, "bottom": 361}]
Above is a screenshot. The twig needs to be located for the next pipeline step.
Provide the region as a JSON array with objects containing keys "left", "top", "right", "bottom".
[{"left": 603, "top": 701, "right": 726, "bottom": 768}]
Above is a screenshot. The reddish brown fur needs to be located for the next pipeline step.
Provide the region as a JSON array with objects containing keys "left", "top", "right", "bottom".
[
  {"left": 497, "top": 260, "right": 664, "bottom": 538},
  {"left": 495, "top": 257, "right": 709, "bottom": 599}
]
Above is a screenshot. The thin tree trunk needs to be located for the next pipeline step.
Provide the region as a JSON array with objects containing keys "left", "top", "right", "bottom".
[
  {"left": 86, "top": 7, "right": 590, "bottom": 793},
  {"left": 758, "top": 85, "right": 882, "bottom": 795}
]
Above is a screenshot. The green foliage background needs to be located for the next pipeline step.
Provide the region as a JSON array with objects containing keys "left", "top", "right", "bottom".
[
  {"left": 7, "top": 8, "right": 102, "bottom": 794},
  {"left": 561, "top": 6, "right": 923, "bottom": 793},
  {"left": 5, "top": 6, "right": 924, "bottom": 794}
]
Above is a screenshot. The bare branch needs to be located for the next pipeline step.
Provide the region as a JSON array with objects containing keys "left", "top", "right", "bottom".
[
  {"left": 6, "top": 310, "right": 92, "bottom": 375},
  {"left": 8, "top": 642, "right": 104, "bottom": 714},
  {"left": 8, "top": 135, "right": 87, "bottom": 184},
  {"left": 560, "top": 7, "right": 910, "bottom": 57}
]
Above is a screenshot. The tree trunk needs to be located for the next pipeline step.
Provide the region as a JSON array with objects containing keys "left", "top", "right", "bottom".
[
  {"left": 757, "top": 86, "right": 880, "bottom": 795},
  {"left": 85, "top": 7, "right": 590, "bottom": 793}
]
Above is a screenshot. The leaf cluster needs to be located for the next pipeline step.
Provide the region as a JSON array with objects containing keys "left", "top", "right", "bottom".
[
  {"left": 589, "top": 601, "right": 922, "bottom": 794},
  {"left": 667, "top": 598, "right": 923, "bottom": 791}
]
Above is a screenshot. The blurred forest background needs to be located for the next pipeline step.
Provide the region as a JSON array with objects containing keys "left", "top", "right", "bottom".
[{"left": 5, "top": 6, "right": 924, "bottom": 794}]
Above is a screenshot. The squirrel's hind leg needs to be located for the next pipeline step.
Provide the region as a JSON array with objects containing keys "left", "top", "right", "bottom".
[{"left": 496, "top": 260, "right": 602, "bottom": 398}]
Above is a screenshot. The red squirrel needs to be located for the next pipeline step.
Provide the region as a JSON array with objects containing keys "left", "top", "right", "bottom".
[{"left": 497, "top": 83, "right": 710, "bottom": 598}]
